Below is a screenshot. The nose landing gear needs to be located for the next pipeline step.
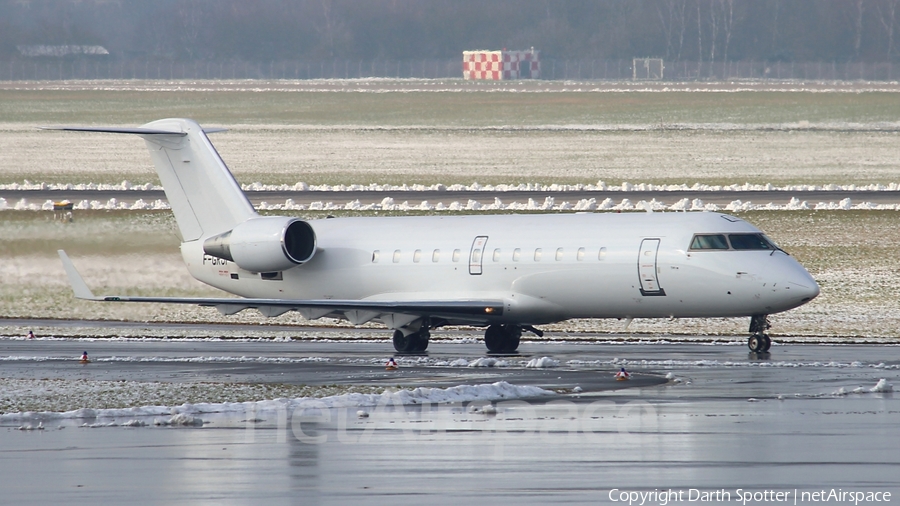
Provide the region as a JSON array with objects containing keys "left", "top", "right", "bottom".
[{"left": 748, "top": 315, "right": 772, "bottom": 353}]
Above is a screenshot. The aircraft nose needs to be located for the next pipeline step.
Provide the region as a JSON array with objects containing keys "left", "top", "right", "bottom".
[
  {"left": 789, "top": 277, "right": 819, "bottom": 303},
  {"left": 785, "top": 265, "right": 819, "bottom": 304}
]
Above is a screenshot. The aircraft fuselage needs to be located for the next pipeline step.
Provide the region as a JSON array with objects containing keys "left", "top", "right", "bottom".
[{"left": 182, "top": 211, "right": 818, "bottom": 326}]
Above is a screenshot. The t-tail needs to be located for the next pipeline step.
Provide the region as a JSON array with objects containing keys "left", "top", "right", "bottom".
[{"left": 45, "top": 118, "right": 316, "bottom": 271}]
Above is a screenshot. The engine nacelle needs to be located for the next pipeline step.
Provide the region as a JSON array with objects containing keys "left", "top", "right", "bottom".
[{"left": 203, "top": 216, "right": 316, "bottom": 272}]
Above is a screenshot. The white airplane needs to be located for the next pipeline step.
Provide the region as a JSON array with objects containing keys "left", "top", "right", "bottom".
[{"left": 51, "top": 118, "right": 819, "bottom": 354}]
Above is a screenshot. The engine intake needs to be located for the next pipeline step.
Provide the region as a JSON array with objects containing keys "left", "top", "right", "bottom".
[{"left": 203, "top": 217, "right": 316, "bottom": 272}]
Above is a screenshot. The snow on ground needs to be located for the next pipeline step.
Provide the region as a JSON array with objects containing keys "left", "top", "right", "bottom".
[
  {"left": 525, "top": 357, "right": 560, "bottom": 368},
  {"left": 4, "top": 179, "right": 900, "bottom": 193},
  {"left": 0, "top": 379, "right": 552, "bottom": 422},
  {"left": 5, "top": 195, "right": 900, "bottom": 213}
]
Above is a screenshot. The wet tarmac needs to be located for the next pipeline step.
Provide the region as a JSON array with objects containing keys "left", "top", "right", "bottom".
[{"left": 2, "top": 336, "right": 899, "bottom": 505}]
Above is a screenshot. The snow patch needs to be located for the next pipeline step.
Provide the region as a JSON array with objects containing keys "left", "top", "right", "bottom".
[
  {"left": 1, "top": 381, "right": 552, "bottom": 422},
  {"left": 871, "top": 378, "right": 894, "bottom": 393},
  {"left": 467, "top": 358, "right": 509, "bottom": 368},
  {"left": 525, "top": 357, "right": 560, "bottom": 368},
  {"left": 154, "top": 413, "right": 204, "bottom": 426}
]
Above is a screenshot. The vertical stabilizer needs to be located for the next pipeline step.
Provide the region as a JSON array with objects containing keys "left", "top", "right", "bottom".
[
  {"left": 138, "top": 119, "right": 256, "bottom": 241},
  {"left": 43, "top": 118, "right": 257, "bottom": 242}
]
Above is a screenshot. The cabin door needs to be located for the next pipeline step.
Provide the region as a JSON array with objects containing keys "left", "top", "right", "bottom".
[
  {"left": 638, "top": 238, "right": 666, "bottom": 296},
  {"left": 469, "top": 236, "right": 488, "bottom": 275}
]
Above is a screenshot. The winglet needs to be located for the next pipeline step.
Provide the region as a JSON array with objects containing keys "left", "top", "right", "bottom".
[{"left": 58, "top": 250, "right": 99, "bottom": 300}]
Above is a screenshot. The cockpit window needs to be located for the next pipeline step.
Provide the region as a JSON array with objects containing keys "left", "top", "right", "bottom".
[
  {"left": 690, "top": 234, "right": 729, "bottom": 250},
  {"left": 728, "top": 234, "right": 773, "bottom": 250}
]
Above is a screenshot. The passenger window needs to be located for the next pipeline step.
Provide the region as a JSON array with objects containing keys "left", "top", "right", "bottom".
[
  {"left": 372, "top": 250, "right": 380, "bottom": 263},
  {"left": 413, "top": 249, "right": 422, "bottom": 263},
  {"left": 472, "top": 249, "right": 482, "bottom": 263},
  {"left": 555, "top": 248, "right": 563, "bottom": 261},
  {"left": 493, "top": 248, "right": 501, "bottom": 262},
  {"left": 512, "top": 248, "right": 521, "bottom": 261},
  {"left": 432, "top": 249, "right": 440, "bottom": 262},
  {"left": 729, "top": 234, "right": 773, "bottom": 250},
  {"left": 598, "top": 247, "right": 607, "bottom": 260},
  {"left": 690, "top": 234, "right": 729, "bottom": 250},
  {"left": 534, "top": 248, "right": 542, "bottom": 261},
  {"left": 452, "top": 249, "right": 461, "bottom": 262},
  {"left": 393, "top": 250, "right": 401, "bottom": 263},
  {"left": 577, "top": 247, "right": 585, "bottom": 261}
]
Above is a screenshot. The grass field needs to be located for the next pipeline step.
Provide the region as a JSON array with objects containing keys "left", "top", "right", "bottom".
[{"left": 1, "top": 80, "right": 899, "bottom": 186}]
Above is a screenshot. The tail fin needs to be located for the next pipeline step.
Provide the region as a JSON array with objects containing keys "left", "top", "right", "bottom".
[{"left": 44, "top": 118, "right": 256, "bottom": 241}]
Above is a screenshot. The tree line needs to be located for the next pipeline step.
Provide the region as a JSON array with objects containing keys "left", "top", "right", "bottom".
[{"left": 2, "top": 0, "right": 899, "bottom": 64}]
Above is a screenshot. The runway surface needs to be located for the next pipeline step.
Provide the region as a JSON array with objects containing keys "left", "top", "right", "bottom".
[
  {"left": 2, "top": 331, "right": 899, "bottom": 505},
  {"left": 3, "top": 188, "right": 900, "bottom": 207}
]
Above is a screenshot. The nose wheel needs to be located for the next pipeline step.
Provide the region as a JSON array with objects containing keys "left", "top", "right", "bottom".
[
  {"left": 748, "top": 332, "right": 771, "bottom": 353},
  {"left": 748, "top": 315, "right": 772, "bottom": 353}
]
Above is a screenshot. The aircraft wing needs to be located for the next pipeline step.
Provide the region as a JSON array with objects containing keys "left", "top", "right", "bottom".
[{"left": 58, "top": 250, "right": 503, "bottom": 325}]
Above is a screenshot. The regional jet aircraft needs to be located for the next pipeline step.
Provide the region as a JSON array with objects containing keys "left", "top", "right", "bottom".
[{"left": 50, "top": 119, "right": 819, "bottom": 353}]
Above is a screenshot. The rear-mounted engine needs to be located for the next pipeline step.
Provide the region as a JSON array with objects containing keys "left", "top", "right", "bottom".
[{"left": 202, "top": 217, "right": 316, "bottom": 272}]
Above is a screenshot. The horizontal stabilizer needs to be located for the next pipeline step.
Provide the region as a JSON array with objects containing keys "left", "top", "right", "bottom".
[
  {"left": 40, "top": 126, "right": 226, "bottom": 135},
  {"left": 40, "top": 126, "right": 187, "bottom": 136}
]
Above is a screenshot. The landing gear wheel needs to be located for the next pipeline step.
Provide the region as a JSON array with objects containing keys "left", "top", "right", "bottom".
[
  {"left": 484, "top": 325, "right": 521, "bottom": 353},
  {"left": 412, "top": 331, "right": 430, "bottom": 352},
  {"left": 748, "top": 315, "right": 772, "bottom": 353},
  {"left": 392, "top": 329, "right": 429, "bottom": 353},
  {"left": 748, "top": 333, "right": 768, "bottom": 353},
  {"left": 393, "top": 330, "right": 412, "bottom": 353}
]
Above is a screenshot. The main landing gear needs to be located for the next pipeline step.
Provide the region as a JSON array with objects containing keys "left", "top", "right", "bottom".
[
  {"left": 390, "top": 320, "right": 543, "bottom": 354},
  {"left": 483, "top": 324, "right": 543, "bottom": 353},
  {"left": 748, "top": 315, "right": 772, "bottom": 353},
  {"left": 393, "top": 328, "right": 429, "bottom": 353}
]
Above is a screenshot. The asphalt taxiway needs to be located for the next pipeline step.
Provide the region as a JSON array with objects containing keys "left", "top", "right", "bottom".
[
  {"left": 0, "top": 338, "right": 665, "bottom": 391},
  {"left": 2, "top": 332, "right": 899, "bottom": 505}
]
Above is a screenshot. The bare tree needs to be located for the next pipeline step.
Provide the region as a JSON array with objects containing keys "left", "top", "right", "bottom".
[
  {"left": 769, "top": 0, "right": 781, "bottom": 58},
  {"left": 676, "top": 0, "right": 688, "bottom": 60},
  {"left": 657, "top": 0, "right": 677, "bottom": 60},
  {"left": 853, "top": 0, "right": 865, "bottom": 61},
  {"left": 178, "top": 1, "right": 206, "bottom": 60},
  {"left": 721, "top": 0, "right": 735, "bottom": 63},
  {"left": 708, "top": 0, "right": 719, "bottom": 61},
  {"left": 877, "top": 0, "right": 899, "bottom": 61},
  {"left": 696, "top": 0, "right": 703, "bottom": 65},
  {"left": 657, "top": 0, "right": 689, "bottom": 61}
]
